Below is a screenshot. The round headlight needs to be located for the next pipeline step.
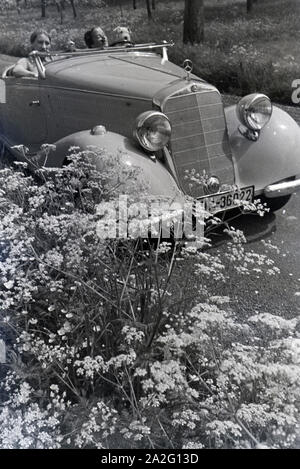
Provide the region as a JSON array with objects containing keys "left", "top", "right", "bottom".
[
  {"left": 237, "top": 93, "right": 272, "bottom": 131},
  {"left": 134, "top": 111, "right": 171, "bottom": 151}
]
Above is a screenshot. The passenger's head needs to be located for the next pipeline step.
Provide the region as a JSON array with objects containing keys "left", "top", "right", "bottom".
[
  {"left": 84, "top": 27, "right": 108, "bottom": 49},
  {"left": 30, "top": 30, "right": 51, "bottom": 53}
]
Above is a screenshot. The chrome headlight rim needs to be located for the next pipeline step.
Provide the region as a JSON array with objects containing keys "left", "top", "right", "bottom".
[
  {"left": 237, "top": 93, "right": 273, "bottom": 131},
  {"left": 134, "top": 110, "right": 171, "bottom": 152}
]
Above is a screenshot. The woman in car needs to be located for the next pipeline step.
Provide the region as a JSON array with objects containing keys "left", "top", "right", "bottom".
[
  {"left": 84, "top": 27, "right": 108, "bottom": 49},
  {"left": 12, "top": 30, "right": 51, "bottom": 78}
]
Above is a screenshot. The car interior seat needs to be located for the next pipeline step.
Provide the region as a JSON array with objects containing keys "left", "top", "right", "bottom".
[{"left": 2, "top": 65, "right": 15, "bottom": 79}]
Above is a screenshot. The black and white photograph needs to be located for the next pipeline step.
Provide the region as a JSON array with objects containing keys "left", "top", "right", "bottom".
[{"left": 0, "top": 0, "right": 299, "bottom": 453}]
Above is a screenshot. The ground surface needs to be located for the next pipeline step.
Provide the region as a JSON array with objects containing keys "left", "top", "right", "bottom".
[
  {"left": 211, "top": 191, "right": 300, "bottom": 319},
  {"left": 217, "top": 96, "right": 300, "bottom": 319}
]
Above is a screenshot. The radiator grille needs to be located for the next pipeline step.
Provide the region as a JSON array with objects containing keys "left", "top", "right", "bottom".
[{"left": 163, "top": 90, "right": 234, "bottom": 198}]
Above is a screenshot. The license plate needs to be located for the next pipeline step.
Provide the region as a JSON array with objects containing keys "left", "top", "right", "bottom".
[{"left": 199, "top": 186, "right": 254, "bottom": 214}]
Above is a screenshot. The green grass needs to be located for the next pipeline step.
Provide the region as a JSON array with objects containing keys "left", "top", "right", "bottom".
[{"left": 0, "top": 0, "right": 299, "bottom": 103}]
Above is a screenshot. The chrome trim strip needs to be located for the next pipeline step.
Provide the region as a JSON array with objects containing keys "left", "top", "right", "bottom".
[
  {"left": 264, "top": 179, "right": 300, "bottom": 198},
  {"left": 154, "top": 82, "right": 219, "bottom": 110},
  {"left": 31, "top": 84, "right": 152, "bottom": 102},
  {"left": 38, "top": 42, "right": 174, "bottom": 59}
]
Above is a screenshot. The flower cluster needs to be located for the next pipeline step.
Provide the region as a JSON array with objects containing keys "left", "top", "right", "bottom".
[{"left": 0, "top": 146, "right": 297, "bottom": 449}]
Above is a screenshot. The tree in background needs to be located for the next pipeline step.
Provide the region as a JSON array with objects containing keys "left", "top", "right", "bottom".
[
  {"left": 60, "top": 0, "right": 77, "bottom": 17},
  {"left": 247, "top": 0, "right": 253, "bottom": 12},
  {"left": 145, "top": 0, "right": 152, "bottom": 19},
  {"left": 247, "top": 0, "right": 258, "bottom": 12},
  {"left": 131, "top": 0, "right": 156, "bottom": 16},
  {"left": 41, "top": 0, "right": 46, "bottom": 17},
  {"left": 40, "top": 0, "right": 77, "bottom": 21},
  {"left": 55, "top": 0, "right": 77, "bottom": 22},
  {"left": 183, "top": 0, "right": 204, "bottom": 44}
]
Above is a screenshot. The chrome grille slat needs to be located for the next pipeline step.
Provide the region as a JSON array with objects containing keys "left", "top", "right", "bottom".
[{"left": 163, "top": 89, "right": 234, "bottom": 198}]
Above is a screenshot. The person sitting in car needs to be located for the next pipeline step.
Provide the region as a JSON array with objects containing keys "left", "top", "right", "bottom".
[
  {"left": 84, "top": 27, "right": 108, "bottom": 49},
  {"left": 65, "top": 27, "right": 108, "bottom": 52},
  {"left": 12, "top": 30, "right": 52, "bottom": 78}
]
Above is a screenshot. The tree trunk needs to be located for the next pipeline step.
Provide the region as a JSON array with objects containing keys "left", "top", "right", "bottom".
[
  {"left": 41, "top": 0, "right": 46, "bottom": 18},
  {"left": 145, "top": 0, "right": 152, "bottom": 19},
  {"left": 133, "top": 0, "right": 136, "bottom": 9},
  {"left": 152, "top": 0, "right": 156, "bottom": 9},
  {"left": 247, "top": 0, "right": 253, "bottom": 12},
  {"left": 70, "top": 0, "right": 77, "bottom": 18},
  {"left": 183, "top": 0, "right": 204, "bottom": 44},
  {"left": 57, "top": 2, "right": 63, "bottom": 23}
]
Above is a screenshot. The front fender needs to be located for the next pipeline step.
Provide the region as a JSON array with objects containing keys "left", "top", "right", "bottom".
[
  {"left": 225, "top": 105, "right": 300, "bottom": 193},
  {"left": 42, "top": 128, "right": 183, "bottom": 200}
]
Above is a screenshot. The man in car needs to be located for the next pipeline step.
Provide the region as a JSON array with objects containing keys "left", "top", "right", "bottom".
[{"left": 12, "top": 30, "right": 51, "bottom": 78}]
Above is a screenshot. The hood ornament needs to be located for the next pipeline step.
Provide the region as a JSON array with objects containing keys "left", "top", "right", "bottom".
[{"left": 183, "top": 59, "right": 193, "bottom": 81}]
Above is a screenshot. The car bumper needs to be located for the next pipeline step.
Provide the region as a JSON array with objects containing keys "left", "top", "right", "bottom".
[{"left": 264, "top": 178, "right": 300, "bottom": 198}]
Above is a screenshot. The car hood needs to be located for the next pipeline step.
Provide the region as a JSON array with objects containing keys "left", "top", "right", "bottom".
[{"left": 45, "top": 52, "right": 205, "bottom": 100}]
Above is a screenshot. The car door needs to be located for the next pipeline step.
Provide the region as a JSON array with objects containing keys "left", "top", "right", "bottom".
[{"left": 1, "top": 77, "right": 48, "bottom": 153}]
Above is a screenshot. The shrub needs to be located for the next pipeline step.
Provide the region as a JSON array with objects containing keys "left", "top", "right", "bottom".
[{"left": 0, "top": 148, "right": 299, "bottom": 448}]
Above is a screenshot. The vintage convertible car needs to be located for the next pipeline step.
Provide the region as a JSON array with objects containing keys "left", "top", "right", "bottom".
[{"left": 1, "top": 42, "right": 300, "bottom": 215}]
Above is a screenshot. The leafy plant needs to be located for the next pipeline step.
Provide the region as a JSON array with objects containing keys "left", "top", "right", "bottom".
[{"left": 0, "top": 148, "right": 298, "bottom": 448}]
